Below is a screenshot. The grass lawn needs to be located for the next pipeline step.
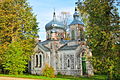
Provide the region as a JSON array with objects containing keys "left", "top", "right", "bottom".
[{"left": 0, "top": 74, "right": 107, "bottom": 80}]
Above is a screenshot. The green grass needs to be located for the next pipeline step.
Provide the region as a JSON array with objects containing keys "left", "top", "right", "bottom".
[{"left": 0, "top": 74, "right": 107, "bottom": 80}]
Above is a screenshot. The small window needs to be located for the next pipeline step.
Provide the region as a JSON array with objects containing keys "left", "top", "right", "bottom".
[
  {"left": 51, "top": 43, "right": 52, "bottom": 49},
  {"left": 67, "top": 59, "right": 70, "bottom": 67},
  {"left": 39, "top": 55, "right": 42, "bottom": 68},
  {"left": 71, "top": 30, "right": 75, "bottom": 40},
  {"left": 36, "top": 55, "right": 38, "bottom": 67},
  {"left": 80, "top": 31, "right": 84, "bottom": 41},
  {"left": 47, "top": 34, "right": 49, "bottom": 39}
]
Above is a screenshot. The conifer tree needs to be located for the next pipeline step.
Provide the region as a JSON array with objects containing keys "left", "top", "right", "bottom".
[
  {"left": 78, "top": 0, "right": 120, "bottom": 79},
  {"left": 0, "top": 0, "right": 38, "bottom": 74}
]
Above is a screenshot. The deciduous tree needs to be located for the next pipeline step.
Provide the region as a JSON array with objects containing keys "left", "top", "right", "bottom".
[{"left": 0, "top": 0, "right": 38, "bottom": 74}]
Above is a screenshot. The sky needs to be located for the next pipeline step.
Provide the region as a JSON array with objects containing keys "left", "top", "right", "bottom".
[
  {"left": 27, "top": 0, "right": 120, "bottom": 41},
  {"left": 27, "top": 0, "right": 76, "bottom": 41}
]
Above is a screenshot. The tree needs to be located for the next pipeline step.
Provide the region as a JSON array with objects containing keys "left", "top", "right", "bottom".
[
  {"left": 42, "top": 64, "right": 55, "bottom": 78},
  {"left": 58, "top": 11, "right": 71, "bottom": 40},
  {"left": 77, "top": 0, "right": 120, "bottom": 79},
  {"left": 2, "top": 42, "right": 27, "bottom": 74},
  {"left": 0, "top": 0, "right": 38, "bottom": 74}
]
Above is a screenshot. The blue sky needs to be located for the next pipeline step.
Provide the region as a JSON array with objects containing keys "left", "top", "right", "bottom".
[
  {"left": 27, "top": 0, "right": 120, "bottom": 41},
  {"left": 27, "top": 0, "right": 76, "bottom": 41}
]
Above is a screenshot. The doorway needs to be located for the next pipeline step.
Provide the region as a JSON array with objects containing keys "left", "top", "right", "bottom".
[{"left": 82, "top": 57, "right": 86, "bottom": 75}]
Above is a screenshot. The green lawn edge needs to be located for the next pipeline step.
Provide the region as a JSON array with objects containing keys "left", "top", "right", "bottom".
[{"left": 0, "top": 74, "right": 107, "bottom": 80}]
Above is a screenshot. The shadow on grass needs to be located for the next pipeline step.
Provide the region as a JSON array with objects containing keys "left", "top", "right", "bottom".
[{"left": 56, "top": 75, "right": 107, "bottom": 80}]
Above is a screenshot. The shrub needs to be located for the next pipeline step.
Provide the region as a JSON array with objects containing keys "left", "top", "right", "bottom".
[
  {"left": 57, "top": 72, "right": 62, "bottom": 76},
  {"left": 42, "top": 64, "right": 55, "bottom": 78},
  {"left": 113, "top": 73, "right": 120, "bottom": 80}
]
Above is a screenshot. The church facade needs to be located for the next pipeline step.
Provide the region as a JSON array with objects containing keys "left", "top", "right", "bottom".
[{"left": 30, "top": 1, "right": 93, "bottom": 76}]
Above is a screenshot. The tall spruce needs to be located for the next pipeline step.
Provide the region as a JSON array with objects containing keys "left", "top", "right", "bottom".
[
  {"left": 0, "top": 0, "right": 38, "bottom": 74},
  {"left": 78, "top": 0, "right": 120, "bottom": 79}
]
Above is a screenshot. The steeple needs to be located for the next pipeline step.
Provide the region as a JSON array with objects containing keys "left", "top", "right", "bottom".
[
  {"left": 45, "top": 10, "right": 65, "bottom": 31},
  {"left": 53, "top": 9, "right": 56, "bottom": 21},
  {"left": 75, "top": 7, "right": 77, "bottom": 11},
  {"left": 45, "top": 9, "right": 65, "bottom": 40},
  {"left": 69, "top": 0, "right": 84, "bottom": 40},
  {"left": 73, "top": 7, "right": 79, "bottom": 20}
]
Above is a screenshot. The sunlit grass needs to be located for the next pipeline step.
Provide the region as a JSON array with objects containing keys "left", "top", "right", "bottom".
[{"left": 0, "top": 74, "right": 107, "bottom": 80}]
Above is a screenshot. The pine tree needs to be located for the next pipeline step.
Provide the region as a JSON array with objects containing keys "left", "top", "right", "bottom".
[
  {"left": 0, "top": 0, "right": 38, "bottom": 74},
  {"left": 77, "top": 0, "right": 120, "bottom": 79}
]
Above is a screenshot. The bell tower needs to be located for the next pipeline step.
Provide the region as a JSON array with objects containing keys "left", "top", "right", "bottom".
[{"left": 69, "top": 7, "right": 84, "bottom": 41}]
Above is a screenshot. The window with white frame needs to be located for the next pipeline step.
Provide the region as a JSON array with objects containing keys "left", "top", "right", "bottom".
[{"left": 35, "top": 54, "right": 43, "bottom": 68}]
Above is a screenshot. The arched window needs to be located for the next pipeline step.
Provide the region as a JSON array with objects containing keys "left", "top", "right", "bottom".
[
  {"left": 50, "top": 43, "right": 52, "bottom": 49},
  {"left": 67, "top": 59, "right": 70, "bottom": 67},
  {"left": 82, "top": 52, "right": 85, "bottom": 56},
  {"left": 47, "top": 34, "right": 49, "bottom": 39},
  {"left": 36, "top": 55, "right": 38, "bottom": 67},
  {"left": 39, "top": 54, "right": 42, "bottom": 68},
  {"left": 80, "top": 30, "right": 85, "bottom": 41},
  {"left": 71, "top": 30, "right": 75, "bottom": 40}
]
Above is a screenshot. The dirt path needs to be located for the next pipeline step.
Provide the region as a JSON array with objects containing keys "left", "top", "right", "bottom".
[{"left": 0, "top": 77, "right": 44, "bottom": 80}]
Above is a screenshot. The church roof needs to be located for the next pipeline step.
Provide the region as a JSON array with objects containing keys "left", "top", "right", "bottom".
[
  {"left": 69, "top": 19, "right": 83, "bottom": 25},
  {"left": 45, "top": 12, "right": 65, "bottom": 31},
  {"left": 69, "top": 8, "right": 84, "bottom": 26},
  {"left": 58, "top": 44, "right": 79, "bottom": 51},
  {"left": 45, "top": 20, "right": 65, "bottom": 31},
  {"left": 38, "top": 43, "right": 50, "bottom": 52},
  {"left": 39, "top": 40, "right": 50, "bottom": 45},
  {"left": 60, "top": 40, "right": 69, "bottom": 44}
]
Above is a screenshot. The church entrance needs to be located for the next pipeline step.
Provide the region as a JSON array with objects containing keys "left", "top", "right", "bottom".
[{"left": 82, "top": 57, "right": 86, "bottom": 75}]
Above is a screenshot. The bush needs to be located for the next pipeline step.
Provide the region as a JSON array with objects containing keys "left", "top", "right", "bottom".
[
  {"left": 113, "top": 73, "right": 120, "bottom": 80},
  {"left": 57, "top": 72, "right": 62, "bottom": 76},
  {"left": 42, "top": 64, "right": 55, "bottom": 78}
]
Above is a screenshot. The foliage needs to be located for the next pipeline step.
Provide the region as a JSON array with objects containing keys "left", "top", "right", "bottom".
[
  {"left": 57, "top": 72, "right": 62, "bottom": 76},
  {"left": 2, "top": 42, "right": 27, "bottom": 74},
  {"left": 0, "top": 0, "right": 38, "bottom": 74},
  {"left": 77, "top": 0, "right": 120, "bottom": 79},
  {"left": 42, "top": 64, "right": 55, "bottom": 78}
]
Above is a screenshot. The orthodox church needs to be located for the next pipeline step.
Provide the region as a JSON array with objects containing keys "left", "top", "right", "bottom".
[{"left": 30, "top": 1, "right": 93, "bottom": 76}]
